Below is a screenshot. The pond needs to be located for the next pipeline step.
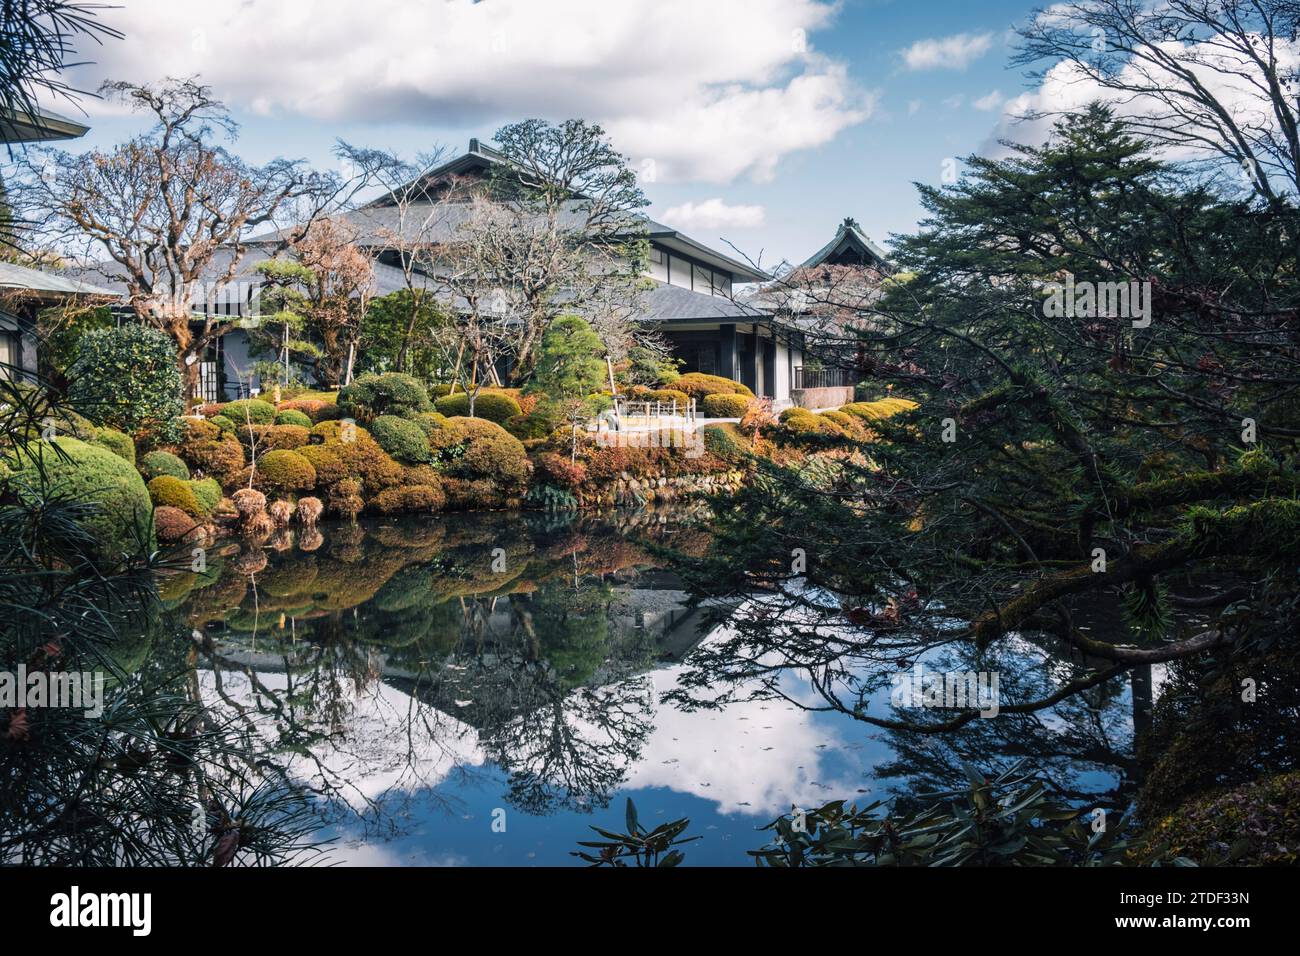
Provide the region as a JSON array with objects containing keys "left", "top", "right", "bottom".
[{"left": 158, "top": 509, "right": 1148, "bottom": 866}]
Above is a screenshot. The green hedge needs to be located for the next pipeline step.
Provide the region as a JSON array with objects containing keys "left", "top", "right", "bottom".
[{"left": 69, "top": 324, "right": 185, "bottom": 437}]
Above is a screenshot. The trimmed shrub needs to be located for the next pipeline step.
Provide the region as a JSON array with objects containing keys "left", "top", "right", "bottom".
[
  {"left": 276, "top": 398, "right": 333, "bottom": 422},
  {"left": 780, "top": 406, "right": 845, "bottom": 437},
  {"left": 299, "top": 433, "right": 403, "bottom": 492},
  {"left": 534, "top": 451, "right": 587, "bottom": 490},
  {"left": 429, "top": 383, "right": 454, "bottom": 399},
  {"left": 183, "top": 417, "right": 221, "bottom": 443},
  {"left": 180, "top": 434, "right": 245, "bottom": 486},
  {"left": 430, "top": 416, "right": 529, "bottom": 491},
  {"left": 327, "top": 477, "right": 364, "bottom": 519},
  {"left": 673, "top": 373, "right": 753, "bottom": 399},
  {"left": 147, "top": 474, "right": 204, "bottom": 517},
  {"left": 371, "top": 414, "right": 432, "bottom": 464},
  {"left": 68, "top": 324, "right": 185, "bottom": 436},
  {"left": 373, "top": 483, "right": 447, "bottom": 514},
  {"left": 189, "top": 477, "right": 222, "bottom": 514},
  {"left": 220, "top": 398, "right": 278, "bottom": 425},
  {"left": 92, "top": 427, "right": 135, "bottom": 463},
  {"left": 434, "top": 390, "right": 522, "bottom": 424},
  {"left": 503, "top": 409, "right": 557, "bottom": 441},
  {"left": 237, "top": 423, "right": 310, "bottom": 451},
  {"left": 411, "top": 411, "right": 448, "bottom": 437},
  {"left": 701, "top": 422, "right": 753, "bottom": 459},
  {"left": 274, "top": 409, "right": 313, "bottom": 428},
  {"left": 701, "top": 393, "right": 754, "bottom": 418},
  {"left": 840, "top": 397, "right": 919, "bottom": 421},
  {"left": 139, "top": 450, "right": 191, "bottom": 482},
  {"left": 153, "top": 505, "right": 199, "bottom": 544},
  {"left": 209, "top": 414, "right": 236, "bottom": 435},
  {"left": 4, "top": 437, "right": 154, "bottom": 561},
  {"left": 337, "top": 372, "right": 432, "bottom": 422},
  {"left": 252, "top": 450, "right": 317, "bottom": 492}
]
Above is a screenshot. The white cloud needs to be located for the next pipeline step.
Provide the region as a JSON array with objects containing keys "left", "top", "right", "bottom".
[
  {"left": 73, "top": 0, "right": 873, "bottom": 184},
  {"left": 981, "top": 36, "right": 1300, "bottom": 163},
  {"left": 661, "top": 198, "right": 766, "bottom": 231},
  {"left": 972, "top": 89, "right": 1004, "bottom": 112},
  {"left": 901, "top": 31, "right": 994, "bottom": 71}
]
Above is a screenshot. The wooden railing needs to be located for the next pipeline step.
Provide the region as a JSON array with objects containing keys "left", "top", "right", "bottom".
[{"left": 610, "top": 397, "right": 698, "bottom": 428}]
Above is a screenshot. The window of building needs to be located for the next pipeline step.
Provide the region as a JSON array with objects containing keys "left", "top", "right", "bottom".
[{"left": 0, "top": 330, "right": 17, "bottom": 382}]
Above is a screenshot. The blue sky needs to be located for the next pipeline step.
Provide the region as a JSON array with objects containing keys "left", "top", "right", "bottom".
[{"left": 54, "top": 0, "right": 1049, "bottom": 269}]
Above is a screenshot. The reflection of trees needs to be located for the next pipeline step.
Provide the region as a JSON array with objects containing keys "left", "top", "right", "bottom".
[
  {"left": 167, "top": 513, "right": 683, "bottom": 832},
  {"left": 666, "top": 585, "right": 1142, "bottom": 810}
]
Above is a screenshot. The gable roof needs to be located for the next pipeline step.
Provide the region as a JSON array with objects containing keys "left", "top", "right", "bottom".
[{"left": 801, "top": 217, "right": 891, "bottom": 270}]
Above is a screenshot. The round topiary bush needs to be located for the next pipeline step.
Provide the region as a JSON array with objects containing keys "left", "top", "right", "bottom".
[
  {"left": 209, "top": 414, "right": 236, "bottom": 434},
  {"left": 337, "top": 372, "right": 432, "bottom": 423},
  {"left": 237, "top": 423, "right": 311, "bottom": 451},
  {"left": 840, "top": 398, "right": 919, "bottom": 421},
  {"left": 780, "top": 406, "right": 845, "bottom": 437},
  {"left": 68, "top": 324, "right": 185, "bottom": 437},
  {"left": 430, "top": 416, "right": 529, "bottom": 491},
  {"left": 373, "top": 483, "right": 447, "bottom": 514},
  {"left": 433, "top": 390, "right": 522, "bottom": 424},
  {"left": 253, "top": 449, "right": 317, "bottom": 492},
  {"left": 672, "top": 373, "right": 753, "bottom": 399},
  {"left": 139, "top": 449, "right": 191, "bottom": 482},
  {"left": 153, "top": 505, "right": 199, "bottom": 544},
  {"left": 147, "top": 474, "right": 204, "bottom": 517},
  {"left": 411, "top": 411, "right": 448, "bottom": 437},
  {"left": 371, "top": 414, "right": 432, "bottom": 464},
  {"left": 276, "top": 398, "right": 333, "bottom": 422},
  {"left": 274, "top": 408, "right": 313, "bottom": 428},
  {"left": 189, "top": 477, "right": 222, "bottom": 514},
  {"left": 503, "top": 411, "right": 555, "bottom": 440},
  {"left": 4, "top": 437, "right": 155, "bottom": 562},
  {"left": 92, "top": 427, "right": 136, "bottom": 463},
  {"left": 701, "top": 393, "right": 754, "bottom": 418},
  {"left": 220, "top": 399, "right": 278, "bottom": 425}
]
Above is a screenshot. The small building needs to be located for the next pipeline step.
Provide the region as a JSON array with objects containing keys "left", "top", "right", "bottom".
[
  {"left": 1, "top": 106, "right": 110, "bottom": 383},
  {"left": 195, "top": 139, "right": 807, "bottom": 404}
]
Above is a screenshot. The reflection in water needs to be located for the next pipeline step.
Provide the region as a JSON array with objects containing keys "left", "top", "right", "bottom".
[{"left": 159, "top": 510, "right": 1143, "bottom": 865}]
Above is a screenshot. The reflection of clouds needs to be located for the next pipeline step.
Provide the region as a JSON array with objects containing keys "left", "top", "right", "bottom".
[
  {"left": 199, "top": 670, "right": 485, "bottom": 813},
  {"left": 624, "top": 661, "right": 870, "bottom": 817},
  {"left": 328, "top": 840, "right": 468, "bottom": 867}
]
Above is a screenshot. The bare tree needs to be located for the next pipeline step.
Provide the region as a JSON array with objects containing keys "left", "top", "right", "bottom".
[
  {"left": 14, "top": 78, "right": 350, "bottom": 398},
  {"left": 480, "top": 119, "right": 651, "bottom": 382},
  {"left": 333, "top": 142, "right": 452, "bottom": 373},
  {"left": 1015, "top": 0, "right": 1300, "bottom": 206},
  {"left": 291, "top": 216, "right": 375, "bottom": 388}
]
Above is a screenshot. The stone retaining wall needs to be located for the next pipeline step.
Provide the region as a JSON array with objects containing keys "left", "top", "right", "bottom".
[
  {"left": 791, "top": 385, "right": 855, "bottom": 409},
  {"left": 577, "top": 469, "right": 747, "bottom": 508}
]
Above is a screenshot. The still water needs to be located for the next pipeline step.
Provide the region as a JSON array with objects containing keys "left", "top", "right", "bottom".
[{"left": 161, "top": 510, "right": 1140, "bottom": 866}]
